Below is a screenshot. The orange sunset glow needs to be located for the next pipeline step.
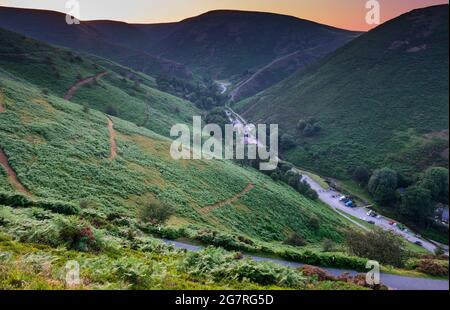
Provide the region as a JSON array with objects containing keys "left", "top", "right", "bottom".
[{"left": 0, "top": 0, "right": 448, "bottom": 31}]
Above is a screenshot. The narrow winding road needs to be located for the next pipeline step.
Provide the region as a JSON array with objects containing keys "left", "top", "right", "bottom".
[
  {"left": 300, "top": 174, "right": 448, "bottom": 254},
  {"left": 226, "top": 107, "right": 448, "bottom": 255},
  {"left": 161, "top": 239, "right": 449, "bottom": 290}
]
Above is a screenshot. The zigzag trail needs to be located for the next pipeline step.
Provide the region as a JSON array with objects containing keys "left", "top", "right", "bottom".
[
  {"left": 64, "top": 72, "right": 107, "bottom": 100},
  {"left": 63, "top": 72, "right": 117, "bottom": 161},
  {"left": 200, "top": 182, "right": 254, "bottom": 214}
]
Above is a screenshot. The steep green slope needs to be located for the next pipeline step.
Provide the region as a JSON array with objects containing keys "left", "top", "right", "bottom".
[
  {"left": 0, "top": 28, "right": 378, "bottom": 289},
  {"left": 0, "top": 27, "right": 199, "bottom": 137},
  {"left": 0, "top": 67, "right": 351, "bottom": 246},
  {"left": 235, "top": 5, "right": 449, "bottom": 179}
]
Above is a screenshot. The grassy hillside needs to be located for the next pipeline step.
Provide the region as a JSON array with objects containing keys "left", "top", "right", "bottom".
[
  {"left": 235, "top": 5, "right": 449, "bottom": 179},
  {"left": 0, "top": 72, "right": 349, "bottom": 244},
  {"left": 0, "top": 53, "right": 383, "bottom": 289},
  {"left": 0, "top": 27, "right": 199, "bottom": 137}
]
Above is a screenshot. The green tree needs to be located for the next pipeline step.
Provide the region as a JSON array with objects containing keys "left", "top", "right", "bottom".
[
  {"left": 419, "top": 167, "right": 449, "bottom": 204},
  {"left": 401, "top": 186, "right": 433, "bottom": 226},
  {"left": 368, "top": 168, "right": 398, "bottom": 205},
  {"left": 280, "top": 134, "right": 296, "bottom": 150},
  {"left": 345, "top": 229, "right": 406, "bottom": 267},
  {"left": 138, "top": 199, "right": 174, "bottom": 225}
]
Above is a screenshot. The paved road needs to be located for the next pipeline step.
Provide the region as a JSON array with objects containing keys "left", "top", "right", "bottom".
[
  {"left": 161, "top": 239, "right": 449, "bottom": 290},
  {"left": 216, "top": 81, "right": 231, "bottom": 95},
  {"left": 300, "top": 174, "right": 448, "bottom": 254},
  {"left": 226, "top": 107, "right": 448, "bottom": 254}
]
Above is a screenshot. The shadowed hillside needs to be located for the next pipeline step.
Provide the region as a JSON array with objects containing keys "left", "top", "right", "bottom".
[
  {"left": 0, "top": 7, "right": 359, "bottom": 99},
  {"left": 235, "top": 5, "right": 449, "bottom": 179}
]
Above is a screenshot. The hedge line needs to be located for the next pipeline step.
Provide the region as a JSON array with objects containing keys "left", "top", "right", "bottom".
[
  {"left": 0, "top": 192, "right": 80, "bottom": 215},
  {"left": 281, "top": 250, "right": 369, "bottom": 272}
]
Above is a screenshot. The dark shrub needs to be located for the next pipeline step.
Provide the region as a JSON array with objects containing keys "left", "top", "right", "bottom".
[
  {"left": 106, "top": 105, "right": 118, "bottom": 116},
  {"left": 352, "top": 166, "right": 371, "bottom": 185},
  {"left": 284, "top": 233, "right": 307, "bottom": 247}
]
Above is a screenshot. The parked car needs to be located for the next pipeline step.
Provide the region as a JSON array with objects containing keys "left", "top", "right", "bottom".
[
  {"left": 414, "top": 241, "right": 423, "bottom": 247},
  {"left": 367, "top": 210, "right": 378, "bottom": 217},
  {"left": 367, "top": 220, "right": 376, "bottom": 225}
]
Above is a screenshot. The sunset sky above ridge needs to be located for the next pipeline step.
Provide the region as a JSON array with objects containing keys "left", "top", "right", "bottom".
[{"left": 0, "top": 0, "right": 448, "bottom": 31}]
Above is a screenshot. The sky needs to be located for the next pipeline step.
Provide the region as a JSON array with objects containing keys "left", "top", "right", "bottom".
[{"left": 0, "top": 0, "right": 448, "bottom": 31}]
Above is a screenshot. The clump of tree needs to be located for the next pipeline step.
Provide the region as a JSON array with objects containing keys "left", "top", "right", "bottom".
[
  {"left": 400, "top": 186, "right": 433, "bottom": 227},
  {"left": 297, "top": 117, "right": 321, "bottom": 137},
  {"left": 368, "top": 168, "right": 398, "bottom": 205},
  {"left": 205, "top": 108, "right": 229, "bottom": 132},
  {"left": 156, "top": 75, "right": 224, "bottom": 110},
  {"left": 345, "top": 229, "right": 406, "bottom": 267},
  {"left": 138, "top": 199, "right": 175, "bottom": 225},
  {"left": 237, "top": 160, "right": 318, "bottom": 200},
  {"left": 400, "top": 167, "right": 449, "bottom": 227},
  {"left": 419, "top": 167, "right": 449, "bottom": 204},
  {"left": 280, "top": 133, "right": 296, "bottom": 150}
]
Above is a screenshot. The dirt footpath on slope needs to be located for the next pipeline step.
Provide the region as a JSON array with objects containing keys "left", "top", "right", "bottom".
[
  {"left": 0, "top": 148, "right": 31, "bottom": 195},
  {"left": 64, "top": 72, "right": 108, "bottom": 101},
  {"left": 200, "top": 182, "right": 254, "bottom": 214},
  {"left": 107, "top": 117, "right": 117, "bottom": 160}
]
